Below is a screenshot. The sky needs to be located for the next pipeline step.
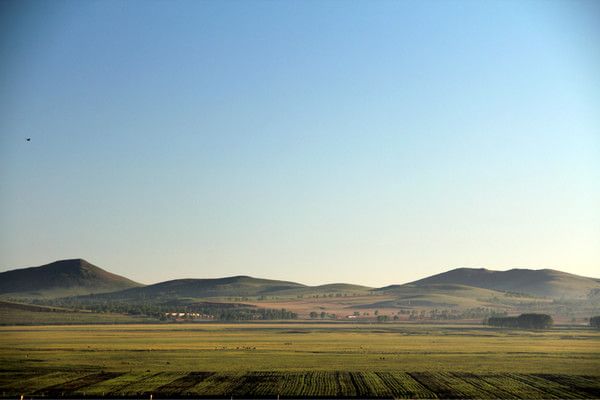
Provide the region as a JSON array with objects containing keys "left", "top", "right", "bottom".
[{"left": 1, "top": 0, "right": 599, "bottom": 287}]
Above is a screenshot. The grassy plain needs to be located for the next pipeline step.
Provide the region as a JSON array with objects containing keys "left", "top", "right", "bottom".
[
  {"left": 0, "top": 307, "right": 155, "bottom": 325},
  {"left": 1, "top": 323, "right": 599, "bottom": 398}
]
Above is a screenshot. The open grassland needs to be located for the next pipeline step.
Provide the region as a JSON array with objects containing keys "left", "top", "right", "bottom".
[
  {"left": 0, "top": 311, "right": 155, "bottom": 326},
  {"left": 0, "top": 302, "right": 156, "bottom": 325},
  {"left": 1, "top": 323, "right": 598, "bottom": 374},
  {"left": 0, "top": 323, "right": 599, "bottom": 398}
]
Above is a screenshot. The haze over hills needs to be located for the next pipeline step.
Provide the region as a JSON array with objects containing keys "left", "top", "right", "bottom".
[
  {"left": 0, "top": 259, "right": 142, "bottom": 298},
  {"left": 372, "top": 283, "right": 545, "bottom": 309},
  {"left": 91, "top": 276, "right": 306, "bottom": 300},
  {"left": 76, "top": 276, "right": 374, "bottom": 302},
  {"left": 1, "top": 259, "right": 599, "bottom": 304},
  {"left": 403, "top": 267, "right": 600, "bottom": 299}
]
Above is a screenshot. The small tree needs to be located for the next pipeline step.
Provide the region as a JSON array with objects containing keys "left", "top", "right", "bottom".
[
  {"left": 309, "top": 311, "right": 318, "bottom": 319},
  {"left": 590, "top": 316, "right": 600, "bottom": 328}
]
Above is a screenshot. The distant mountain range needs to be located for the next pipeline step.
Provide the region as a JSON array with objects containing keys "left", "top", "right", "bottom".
[{"left": 1, "top": 259, "right": 598, "bottom": 302}]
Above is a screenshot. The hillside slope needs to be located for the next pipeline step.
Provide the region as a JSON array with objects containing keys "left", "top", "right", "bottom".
[
  {"left": 0, "top": 300, "right": 155, "bottom": 325},
  {"left": 268, "top": 283, "right": 373, "bottom": 297},
  {"left": 84, "top": 275, "right": 307, "bottom": 301},
  {"left": 404, "top": 267, "right": 600, "bottom": 299},
  {"left": 0, "top": 259, "right": 142, "bottom": 298},
  {"left": 373, "top": 283, "right": 547, "bottom": 309},
  {"left": 76, "top": 276, "right": 374, "bottom": 303}
]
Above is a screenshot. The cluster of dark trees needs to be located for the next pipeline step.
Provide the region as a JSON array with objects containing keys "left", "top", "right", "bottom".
[
  {"left": 309, "top": 311, "right": 336, "bottom": 319},
  {"left": 487, "top": 313, "right": 553, "bottom": 329},
  {"left": 406, "top": 307, "right": 506, "bottom": 321},
  {"left": 590, "top": 316, "right": 600, "bottom": 328},
  {"left": 34, "top": 298, "right": 170, "bottom": 317},
  {"left": 211, "top": 307, "right": 297, "bottom": 321}
]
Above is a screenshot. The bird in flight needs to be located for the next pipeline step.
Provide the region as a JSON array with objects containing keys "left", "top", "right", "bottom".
[{"left": 26, "top": 138, "right": 31, "bottom": 142}]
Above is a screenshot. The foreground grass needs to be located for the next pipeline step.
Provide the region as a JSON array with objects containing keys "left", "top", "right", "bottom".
[
  {"left": 0, "top": 323, "right": 598, "bottom": 398},
  {"left": 1, "top": 323, "right": 598, "bottom": 374},
  {"left": 0, "top": 303, "right": 157, "bottom": 325}
]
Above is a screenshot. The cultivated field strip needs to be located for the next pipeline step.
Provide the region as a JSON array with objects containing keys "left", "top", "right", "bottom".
[
  {"left": 0, "top": 371, "right": 37, "bottom": 388},
  {"left": 374, "top": 371, "right": 435, "bottom": 399},
  {"left": 1, "top": 371, "right": 599, "bottom": 398},
  {"left": 533, "top": 374, "right": 600, "bottom": 398},
  {"left": 0, "top": 371, "right": 84, "bottom": 393},
  {"left": 409, "top": 371, "right": 495, "bottom": 399},
  {"left": 35, "top": 372, "right": 122, "bottom": 397},
  {"left": 451, "top": 372, "right": 517, "bottom": 399},
  {"left": 154, "top": 372, "right": 214, "bottom": 396}
]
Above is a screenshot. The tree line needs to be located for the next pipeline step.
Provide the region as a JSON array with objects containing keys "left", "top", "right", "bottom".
[{"left": 33, "top": 298, "right": 297, "bottom": 321}]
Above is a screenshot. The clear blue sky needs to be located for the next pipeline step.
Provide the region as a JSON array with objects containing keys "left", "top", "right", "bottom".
[{"left": 1, "top": 0, "right": 599, "bottom": 286}]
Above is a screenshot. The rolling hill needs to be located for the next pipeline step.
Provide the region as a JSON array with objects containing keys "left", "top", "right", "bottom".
[
  {"left": 403, "top": 267, "right": 600, "bottom": 299},
  {"left": 0, "top": 259, "right": 142, "bottom": 298},
  {"left": 88, "top": 275, "right": 306, "bottom": 301},
  {"left": 76, "top": 276, "right": 373, "bottom": 303},
  {"left": 266, "top": 283, "right": 373, "bottom": 297},
  {"left": 372, "top": 283, "right": 547, "bottom": 309}
]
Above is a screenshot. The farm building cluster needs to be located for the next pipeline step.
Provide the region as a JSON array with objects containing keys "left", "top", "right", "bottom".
[{"left": 164, "top": 312, "right": 214, "bottom": 320}]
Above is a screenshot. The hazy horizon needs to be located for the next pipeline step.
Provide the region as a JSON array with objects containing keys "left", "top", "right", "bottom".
[
  {"left": 1, "top": 0, "right": 599, "bottom": 288},
  {"left": 6, "top": 257, "right": 600, "bottom": 287}
]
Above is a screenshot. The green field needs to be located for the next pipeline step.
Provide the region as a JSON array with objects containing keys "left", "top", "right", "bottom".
[
  {"left": 1, "top": 323, "right": 599, "bottom": 398},
  {"left": 0, "top": 303, "right": 156, "bottom": 325}
]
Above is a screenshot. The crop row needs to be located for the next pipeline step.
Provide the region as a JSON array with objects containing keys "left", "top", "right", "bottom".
[{"left": 0, "top": 371, "right": 598, "bottom": 398}]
